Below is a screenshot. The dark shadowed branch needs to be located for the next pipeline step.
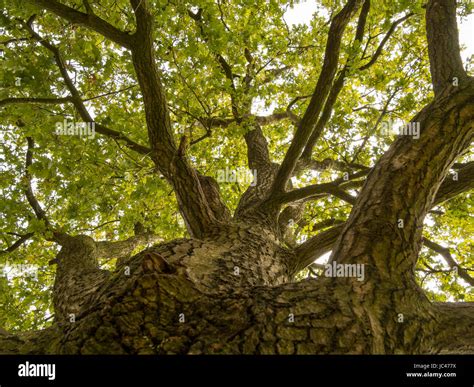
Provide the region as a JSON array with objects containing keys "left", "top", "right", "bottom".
[
  {"left": 302, "top": 8, "right": 413, "bottom": 160},
  {"left": 129, "top": 0, "right": 225, "bottom": 237},
  {"left": 291, "top": 224, "right": 344, "bottom": 274},
  {"left": 292, "top": 165, "right": 474, "bottom": 272},
  {"left": 423, "top": 238, "right": 474, "bottom": 286},
  {"left": 0, "top": 233, "right": 34, "bottom": 255},
  {"left": 358, "top": 12, "right": 414, "bottom": 71},
  {"left": 25, "top": 0, "right": 133, "bottom": 48},
  {"left": 0, "top": 97, "right": 72, "bottom": 107},
  {"left": 301, "top": 0, "right": 371, "bottom": 160},
  {"left": 435, "top": 162, "right": 474, "bottom": 204},
  {"left": 268, "top": 0, "right": 363, "bottom": 198},
  {"left": 425, "top": 0, "right": 468, "bottom": 95},
  {"left": 24, "top": 137, "right": 51, "bottom": 227}
]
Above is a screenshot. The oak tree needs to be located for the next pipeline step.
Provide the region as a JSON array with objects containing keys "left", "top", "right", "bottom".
[{"left": 0, "top": 0, "right": 473, "bottom": 354}]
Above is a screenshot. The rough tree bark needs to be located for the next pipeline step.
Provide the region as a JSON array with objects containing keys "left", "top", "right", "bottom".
[{"left": 1, "top": 0, "right": 473, "bottom": 354}]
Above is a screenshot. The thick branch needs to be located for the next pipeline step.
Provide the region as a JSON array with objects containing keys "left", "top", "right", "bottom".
[
  {"left": 326, "top": 82, "right": 474, "bottom": 284},
  {"left": 302, "top": 10, "right": 413, "bottom": 160},
  {"left": 23, "top": 138, "right": 72, "bottom": 245},
  {"left": 278, "top": 169, "right": 369, "bottom": 205},
  {"left": 129, "top": 0, "right": 220, "bottom": 237},
  {"left": 300, "top": 68, "right": 347, "bottom": 160},
  {"left": 24, "top": 137, "right": 50, "bottom": 226},
  {"left": 435, "top": 161, "right": 474, "bottom": 204},
  {"left": 297, "top": 158, "right": 370, "bottom": 173},
  {"left": 279, "top": 182, "right": 357, "bottom": 205},
  {"left": 292, "top": 159, "right": 474, "bottom": 272},
  {"left": 434, "top": 303, "right": 474, "bottom": 353},
  {"left": 0, "top": 97, "right": 72, "bottom": 107},
  {"left": 423, "top": 238, "right": 474, "bottom": 286},
  {"left": 197, "top": 111, "right": 296, "bottom": 129},
  {"left": 0, "top": 327, "right": 58, "bottom": 355},
  {"left": 244, "top": 125, "right": 272, "bottom": 172},
  {"left": 0, "top": 232, "right": 34, "bottom": 255},
  {"left": 234, "top": 127, "right": 280, "bottom": 220},
  {"left": 25, "top": 0, "right": 133, "bottom": 48},
  {"left": 301, "top": 0, "right": 371, "bottom": 159},
  {"left": 20, "top": 11, "right": 221, "bottom": 237},
  {"left": 96, "top": 234, "right": 162, "bottom": 261},
  {"left": 268, "top": 0, "right": 363, "bottom": 197},
  {"left": 291, "top": 224, "right": 345, "bottom": 274},
  {"left": 425, "top": 0, "right": 467, "bottom": 95}
]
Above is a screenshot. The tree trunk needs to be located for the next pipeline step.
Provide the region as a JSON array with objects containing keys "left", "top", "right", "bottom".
[{"left": 1, "top": 221, "right": 473, "bottom": 354}]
